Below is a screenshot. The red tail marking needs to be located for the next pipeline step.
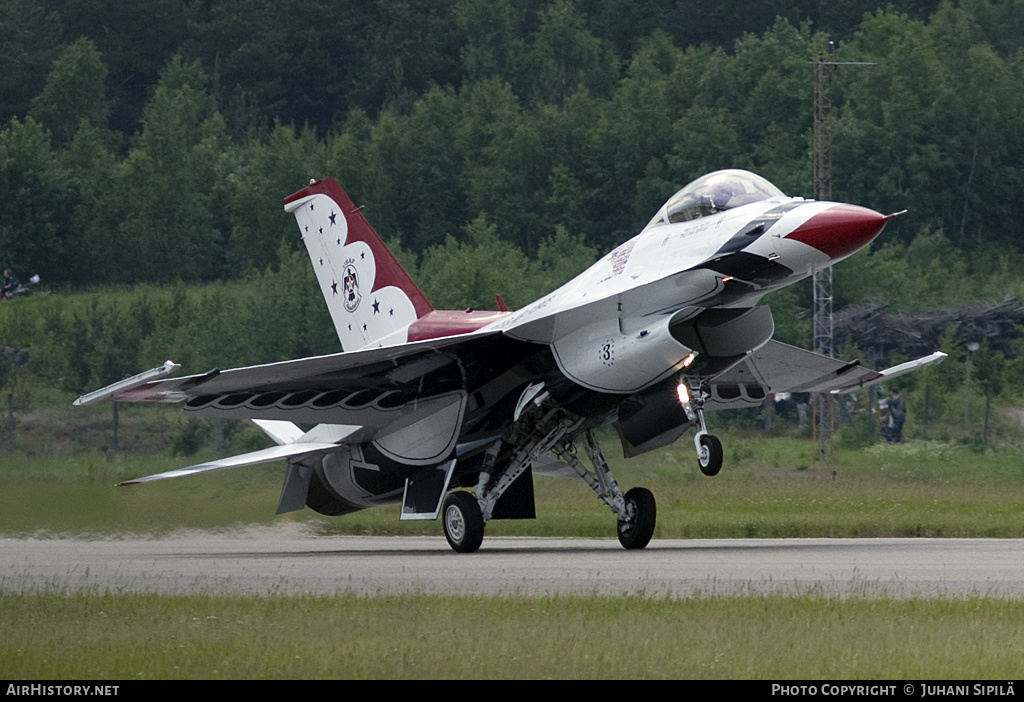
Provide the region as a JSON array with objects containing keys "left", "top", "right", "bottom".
[{"left": 284, "top": 178, "right": 434, "bottom": 319}]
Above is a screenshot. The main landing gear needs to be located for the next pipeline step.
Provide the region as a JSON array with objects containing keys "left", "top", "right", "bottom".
[
  {"left": 440, "top": 411, "right": 657, "bottom": 553},
  {"left": 438, "top": 381, "right": 725, "bottom": 553},
  {"left": 617, "top": 486, "right": 657, "bottom": 550},
  {"left": 441, "top": 491, "right": 484, "bottom": 553},
  {"left": 549, "top": 429, "right": 657, "bottom": 550}
]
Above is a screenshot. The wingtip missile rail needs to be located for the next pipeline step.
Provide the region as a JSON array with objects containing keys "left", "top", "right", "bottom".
[
  {"left": 73, "top": 360, "right": 181, "bottom": 406},
  {"left": 831, "top": 351, "right": 948, "bottom": 395}
]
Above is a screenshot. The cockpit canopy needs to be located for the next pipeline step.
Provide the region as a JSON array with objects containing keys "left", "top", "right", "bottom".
[{"left": 647, "top": 170, "right": 785, "bottom": 227}]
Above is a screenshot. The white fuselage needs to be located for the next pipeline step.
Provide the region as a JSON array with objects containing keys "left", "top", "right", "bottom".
[{"left": 490, "top": 197, "right": 841, "bottom": 393}]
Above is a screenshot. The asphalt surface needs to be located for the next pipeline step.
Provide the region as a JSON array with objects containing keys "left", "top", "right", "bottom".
[{"left": 3, "top": 526, "right": 1022, "bottom": 597}]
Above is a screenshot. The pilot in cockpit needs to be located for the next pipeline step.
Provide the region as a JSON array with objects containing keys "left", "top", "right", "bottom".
[{"left": 706, "top": 179, "right": 737, "bottom": 213}]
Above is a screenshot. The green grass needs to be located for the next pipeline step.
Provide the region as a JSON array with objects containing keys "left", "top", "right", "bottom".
[
  {"left": 3, "top": 434, "right": 1024, "bottom": 680},
  {"left": 2, "top": 591, "right": 1023, "bottom": 679},
  {"left": 2, "top": 433, "right": 1023, "bottom": 539}
]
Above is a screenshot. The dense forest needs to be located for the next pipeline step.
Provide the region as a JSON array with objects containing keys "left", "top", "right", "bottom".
[
  {"left": 6, "top": 0, "right": 1024, "bottom": 285},
  {"left": 1, "top": 0, "right": 1024, "bottom": 440}
]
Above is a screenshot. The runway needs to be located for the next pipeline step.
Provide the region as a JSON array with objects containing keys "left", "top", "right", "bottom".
[{"left": 3, "top": 526, "right": 1022, "bottom": 598}]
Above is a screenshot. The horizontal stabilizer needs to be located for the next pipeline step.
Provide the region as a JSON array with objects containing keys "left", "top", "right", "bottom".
[
  {"left": 116, "top": 441, "right": 343, "bottom": 486},
  {"left": 252, "top": 419, "right": 304, "bottom": 445}
]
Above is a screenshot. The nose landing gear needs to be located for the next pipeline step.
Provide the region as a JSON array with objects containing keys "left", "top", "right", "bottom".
[
  {"left": 696, "top": 433, "right": 723, "bottom": 476},
  {"left": 680, "top": 381, "right": 723, "bottom": 476}
]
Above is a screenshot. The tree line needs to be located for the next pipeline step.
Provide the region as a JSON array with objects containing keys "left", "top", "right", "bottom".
[
  {"left": 2, "top": 1, "right": 1024, "bottom": 434},
  {"left": 3, "top": 0, "right": 945, "bottom": 136},
  {"left": 5, "top": 1, "right": 1024, "bottom": 292}
]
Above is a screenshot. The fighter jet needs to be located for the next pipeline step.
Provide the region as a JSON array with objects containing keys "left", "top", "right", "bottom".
[{"left": 75, "top": 169, "right": 945, "bottom": 552}]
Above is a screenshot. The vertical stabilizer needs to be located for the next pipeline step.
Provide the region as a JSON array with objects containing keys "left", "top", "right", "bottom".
[{"left": 285, "top": 178, "right": 434, "bottom": 350}]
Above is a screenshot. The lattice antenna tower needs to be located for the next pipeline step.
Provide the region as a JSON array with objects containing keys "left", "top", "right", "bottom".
[
  {"left": 812, "top": 49, "right": 835, "bottom": 360},
  {"left": 810, "top": 44, "right": 874, "bottom": 460}
]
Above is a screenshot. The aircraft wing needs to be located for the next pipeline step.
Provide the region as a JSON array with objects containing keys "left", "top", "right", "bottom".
[
  {"left": 74, "top": 329, "right": 518, "bottom": 443},
  {"left": 75, "top": 330, "right": 494, "bottom": 402},
  {"left": 706, "top": 341, "right": 946, "bottom": 409}
]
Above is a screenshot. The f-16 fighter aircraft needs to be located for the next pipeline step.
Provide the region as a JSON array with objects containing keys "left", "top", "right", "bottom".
[{"left": 76, "top": 170, "right": 945, "bottom": 552}]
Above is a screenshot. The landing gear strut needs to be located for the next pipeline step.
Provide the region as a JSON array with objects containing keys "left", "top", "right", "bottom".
[
  {"left": 441, "top": 404, "right": 659, "bottom": 552},
  {"left": 681, "top": 382, "right": 723, "bottom": 476},
  {"left": 442, "top": 408, "right": 585, "bottom": 554},
  {"left": 553, "top": 429, "right": 657, "bottom": 550}
]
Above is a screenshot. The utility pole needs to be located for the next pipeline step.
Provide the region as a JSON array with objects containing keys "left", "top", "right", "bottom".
[
  {"left": 6, "top": 394, "right": 14, "bottom": 454},
  {"left": 811, "top": 44, "right": 874, "bottom": 461}
]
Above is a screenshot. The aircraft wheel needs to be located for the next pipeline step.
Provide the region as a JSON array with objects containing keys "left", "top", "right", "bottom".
[
  {"left": 442, "top": 491, "right": 484, "bottom": 553},
  {"left": 617, "top": 487, "right": 656, "bottom": 550},
  {"left": 697, "top": 434, "right": 723, "bottom": 476}
]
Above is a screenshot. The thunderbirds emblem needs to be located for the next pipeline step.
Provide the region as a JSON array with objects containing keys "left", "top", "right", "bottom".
[{"left": 343, "top": 263, "right": 361, "bottom": 312}]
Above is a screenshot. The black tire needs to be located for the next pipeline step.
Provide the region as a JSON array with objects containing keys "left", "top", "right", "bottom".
[
  {"left": 697, "top": 434, "right": 723, "bottom": 476},
  {"left": 442, "top": 491, "right": 485, "bottom": 553},
  {"left": 617, "top": 487, "right": 656, "bottom": 550}
]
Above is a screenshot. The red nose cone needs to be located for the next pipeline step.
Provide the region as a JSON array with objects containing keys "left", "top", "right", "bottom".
[{"left": 786, "top": 205, "right": 887, "bottom": 260}]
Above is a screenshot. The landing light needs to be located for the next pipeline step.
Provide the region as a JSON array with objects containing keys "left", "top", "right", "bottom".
[{"left": 677, "top": 382, "right": 690, "bottom": 405}]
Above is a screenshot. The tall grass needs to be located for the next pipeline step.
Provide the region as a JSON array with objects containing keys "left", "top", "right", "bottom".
[
  {"left": 2, "top": 591, "right": 1022, "bottom": 679},
  {"left": 2, "top": 434, "right": 1023, "bottom": 539}
]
